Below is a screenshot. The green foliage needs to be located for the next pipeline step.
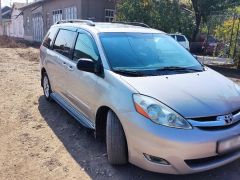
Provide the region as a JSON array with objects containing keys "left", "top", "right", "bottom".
[
  {"left": 191, "top": 0, "right": 239, "bottom": 22},
  {"left": 116, "top": 0, "right": 240, "bottom": 42},
  {"left": 190, "top": 0, "right": 240, "bottom": 40},
  {"left": 212, "top": 6, "right": 240, "bottom": 61},
  {"left": 215, "top": 19, "right": 239, "bottom": 42},
  {"left": 116, "top": 0, "right": 195, "bottom": 37}
]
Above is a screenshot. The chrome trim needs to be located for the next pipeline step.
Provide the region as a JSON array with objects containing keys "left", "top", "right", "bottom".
[{"left": 188, "top": 112, "right": 240, "bottom": 127}]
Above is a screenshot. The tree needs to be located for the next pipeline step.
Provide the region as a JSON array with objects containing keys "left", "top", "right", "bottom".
[
  {"left": 116, "top": 0, "right": 193, "bottom": 34},
  {"left": 116, "top": 0, "right": 154, "bottom": 25},
  {"left": 191, "top": 0, "right": 240, "bottom": 41}
]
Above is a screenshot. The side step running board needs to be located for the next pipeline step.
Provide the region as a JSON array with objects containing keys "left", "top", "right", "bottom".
[{"left": 51, "top": 93, "right": 95, "bottom": 129}]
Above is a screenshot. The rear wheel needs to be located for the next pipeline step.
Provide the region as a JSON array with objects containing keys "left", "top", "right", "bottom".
[
  {"left": 43, "top": 73, "right": 52, "bottom": 101},
  {"left": 106, "top": 110, "right": 128, "bottom": 165}
]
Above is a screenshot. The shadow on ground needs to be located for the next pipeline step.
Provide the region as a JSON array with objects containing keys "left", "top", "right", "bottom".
[{"left": 38, "top": 94, "right": 240, "bottom": 180}]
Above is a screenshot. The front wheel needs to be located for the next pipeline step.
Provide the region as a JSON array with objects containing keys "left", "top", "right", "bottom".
[{"left": 106, "top": 110, "right": 128, "bottom": 165}]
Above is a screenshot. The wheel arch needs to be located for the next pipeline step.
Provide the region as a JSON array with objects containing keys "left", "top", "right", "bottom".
[
  {"left": 95, "top": 106, "right": 111, "bottom": 140},
  {"left": 95, "top": 105, "right": 129, "bottom": 152},
  {"left": 41, "top": 67, "right": 47, "bottom": 87}
]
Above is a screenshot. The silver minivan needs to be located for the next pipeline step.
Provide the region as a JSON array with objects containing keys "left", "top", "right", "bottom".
[{"left": 40, "top": 20, "right": 240, "bottom": 174}]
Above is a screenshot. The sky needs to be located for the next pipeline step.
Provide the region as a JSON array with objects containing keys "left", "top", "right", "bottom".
[{"left": 2, "top": 0, "right": 33, "bottom": 7}]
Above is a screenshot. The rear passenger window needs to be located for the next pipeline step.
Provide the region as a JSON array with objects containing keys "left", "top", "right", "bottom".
[
  {"left": 53, "top": 29, "right": 77, "bottom": 59},
  {"left": 42, "top": 27, "right": 59, "bottom": 48},
  {"left": 176, "top": 35, "right": 186, "bottom": 42},
  {"left": 73, "top": 33, "right": 99, "bottom": 61}
]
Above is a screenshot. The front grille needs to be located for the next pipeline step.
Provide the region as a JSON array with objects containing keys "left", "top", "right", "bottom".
[
  {"left": 233, "top": 109, "right": 240, "bottom": 116},
  {"left": 191, "top": 109, "right": 240, "bottom": 122},
  {"left": 191, "top": 116, "right": 216, "bottom": 122},
  {"left": 185, "top": 150, "right": 240, "bottom": 169},
  {"left": 188, "top": 109, "right": 240, "bottom": 130},
  {"left": 197, "top": 120, "right": 240, "bottom": 131}
]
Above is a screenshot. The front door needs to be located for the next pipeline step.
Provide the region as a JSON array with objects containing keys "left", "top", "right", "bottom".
[{"left": 65, "top": 30, "right": 101, "bottom": 121}]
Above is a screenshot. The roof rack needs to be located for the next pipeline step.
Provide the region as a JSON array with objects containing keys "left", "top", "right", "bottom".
[
  {"left": 55, "top": 19, "right": 95, "bottom": 26},
  {"left": 113, "top": 21, "right": 150, "bottom": 28}
]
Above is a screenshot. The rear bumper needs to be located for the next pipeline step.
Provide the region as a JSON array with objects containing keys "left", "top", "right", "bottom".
[{"left": 119, "top": 112, "right": 240, "bottom": 174}]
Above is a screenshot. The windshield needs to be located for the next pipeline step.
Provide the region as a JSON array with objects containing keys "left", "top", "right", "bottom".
[{"left": 100, "top": 33, "right": 203, "bottom": 74}]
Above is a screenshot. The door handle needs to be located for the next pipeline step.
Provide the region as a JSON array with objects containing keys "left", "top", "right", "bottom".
[
  {"left": 62, "top": 62, "right": 67, "bottom": 66},
  {"left": 67, "top": 65, "right": 74, "bottom": 71}
]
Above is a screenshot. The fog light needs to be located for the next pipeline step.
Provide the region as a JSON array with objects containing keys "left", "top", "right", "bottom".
[{"left": 143, "top": 153, "right": 170, "bottom": 165}]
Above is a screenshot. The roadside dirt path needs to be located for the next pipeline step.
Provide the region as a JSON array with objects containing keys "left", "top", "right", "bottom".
[{"left": 0, "top": 47, "right": 240, "bottom": 180}]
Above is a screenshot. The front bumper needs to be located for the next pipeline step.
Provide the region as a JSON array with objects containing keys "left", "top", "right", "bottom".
[{"left": 119, "top": 112, "right": 240, "bottom": 174}]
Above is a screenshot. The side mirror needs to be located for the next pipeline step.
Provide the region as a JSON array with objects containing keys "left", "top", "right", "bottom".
[{"left": 77, "top": 58, "right": 104, "bottom": 76}]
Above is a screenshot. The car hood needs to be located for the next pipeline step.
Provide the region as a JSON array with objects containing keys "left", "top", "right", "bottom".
[{"left": 121, "top": 68, "right": 240, "bottom": 118}]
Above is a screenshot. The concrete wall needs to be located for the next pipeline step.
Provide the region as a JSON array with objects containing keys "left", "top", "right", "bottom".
[
  {"left": 22, "top": 7, "right": 35, "bottom": 41},
  {"left": 42, "top": 0, "right": 116, "bottom": 33},
  {"left": 0, "top": 25, "right": 3, "bottom": 35},
  {"left": 11, "top": 8, "right": 24, "bottom": 38},
  {"left": 81, "top": 0, "right": 116, "bottom": 21},
  {"left": 42, "top": 0, "right": 82, "bottom": 34},
  {"left": 0, "top": 0, "right": 2, "bottom": 36},
  {"left": 22, "top": 0, "right": 116, "bottom": 42},
  {"left": 2, "top": 20, "right": 11, "bottom": 36}
]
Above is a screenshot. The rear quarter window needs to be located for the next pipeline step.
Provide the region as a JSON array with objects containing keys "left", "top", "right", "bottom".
[{"left": 42, "top": 26, "right": 59, "bottom": 49}]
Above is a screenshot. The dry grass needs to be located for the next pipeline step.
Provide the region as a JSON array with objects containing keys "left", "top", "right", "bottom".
[
  {"left": 16, "top": 48, "right": 40, "bottom": 62},
  {"left": 0, "top": 36, "right": 39, "bottom": 62},
  {"left": 0, "top": 36, "right": 27, "bottom": 48}
]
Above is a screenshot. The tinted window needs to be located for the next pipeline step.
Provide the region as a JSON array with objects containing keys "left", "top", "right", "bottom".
[
  {"left": 53, "top": 29, "right": 77, "bottom": 59},
  {"left": 73, "top": 33, "right": 99, "bottom": 61},
  {"left": 176, "top": 35, "right": 186, "bottom": 42},
  {"left": 170, "top": 35, "right": 175, "bottom": 39},
  {"left": 100, "top": 33, "right": 202, "bottom": 71},
  {"left": 42, "top": 26, "right": 59, "bottom": 48}
]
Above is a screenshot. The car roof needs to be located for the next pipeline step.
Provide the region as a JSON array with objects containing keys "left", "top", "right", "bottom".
[
  {"left": 53, "top": 22, "right": 165, "bottom": 34},
  {"left": 169, "top": 33, "right": 185, "bottom": 36}
]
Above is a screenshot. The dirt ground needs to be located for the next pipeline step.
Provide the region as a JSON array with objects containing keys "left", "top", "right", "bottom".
[{"left": 0, "top": 45, "right": 240, "bottom": 180}]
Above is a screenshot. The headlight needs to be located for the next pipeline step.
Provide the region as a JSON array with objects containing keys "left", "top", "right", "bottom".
[{"left": 133, "top": 94, "right": 192, "bottom": 129}]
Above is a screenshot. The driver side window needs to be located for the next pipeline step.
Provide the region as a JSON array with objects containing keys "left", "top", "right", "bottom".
[{"left": 73, "top": 32, "right": 100, "bottom": 62}]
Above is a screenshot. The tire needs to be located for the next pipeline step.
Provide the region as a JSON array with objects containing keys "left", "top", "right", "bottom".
[
  {"left": 42, "top": 73, "right": 52, "bottom": 101},
  {"left": 106, "top": 110, "right": 128, "bottom": 165}
]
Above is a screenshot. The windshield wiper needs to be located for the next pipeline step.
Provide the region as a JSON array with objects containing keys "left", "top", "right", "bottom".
[
  {"left": 157, "top": 66, "right": 203, "bottom": 72},
  {"left": 113, "top": 69, "right": 145, "bottom": 77}
]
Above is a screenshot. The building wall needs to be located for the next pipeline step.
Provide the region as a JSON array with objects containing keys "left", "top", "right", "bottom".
[
  {"left": 81, "top": 0, "right": 116, "bottom": 22},
  {"left": 0, "top": 24, "right": 3, "bottom": 35},
  {"left": 2, "top": 20, "right": 11, "bottom": 36},
  {"left": 11, "top": 8, "right": 24, "bottom": 38},
  {"left": 42, "top": 0, "right": 83, "bottom": 34},
  {"left": 0, "top": 0, "right": 2, "bottom": 35},
  {"left": 22, "top": 7, "right": 35, "bottom": 41},
  {"left": 0, "top": 23, "right": 3, "bottom": 36},
  {"left": 22, "top": 0, "right": 117, "bottom": 42}
]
